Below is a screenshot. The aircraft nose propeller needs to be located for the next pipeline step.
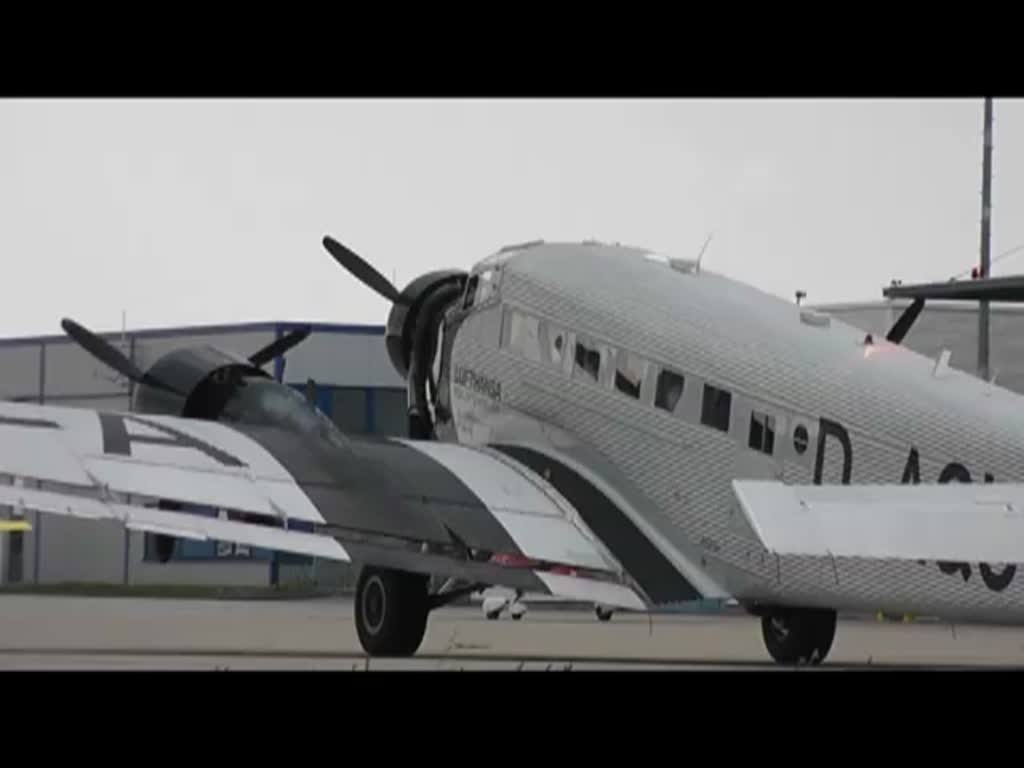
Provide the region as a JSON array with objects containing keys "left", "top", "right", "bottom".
[{"left": 322, "top": 233, "right": 468, "bottom": 440}]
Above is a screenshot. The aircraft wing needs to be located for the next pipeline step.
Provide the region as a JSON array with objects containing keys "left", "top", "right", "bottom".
[
  {"left": 0, "top": 399, "right": 645, "bottom": 611},
  {"left": 732, "top": 479, "right": 1024, "bottom": 564}
]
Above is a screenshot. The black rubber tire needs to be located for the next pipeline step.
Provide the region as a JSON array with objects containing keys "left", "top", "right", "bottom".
[
  {"left": 595, "top": 606, "right": 613, "bottom": 622},
  {"left": 355, "top": 566, "right": 430, "bottom": 657},
  {"left": 761, "top": 607, "right": 837, "bottom": 666}
]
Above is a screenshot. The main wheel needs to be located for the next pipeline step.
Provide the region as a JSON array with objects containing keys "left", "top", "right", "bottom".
[
  {"left": 355, "top": 566, "right": 430, "bottom": 657},
  {"left": 761, "top": 607, "right": 837, "bottom": 666}
]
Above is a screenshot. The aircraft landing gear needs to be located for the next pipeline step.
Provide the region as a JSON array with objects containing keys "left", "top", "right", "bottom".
[
  {"left": 355, "top": 566, "right": 431, "bottom": 657},
  {"left": 355, "top": 567, "right": 487, "bottom": 657},
  {"left": 760, "top": 606, "right": 837, "bottom": 666},
  {"left": 595, "top": 605, "right": 613, "bottom": 622}
]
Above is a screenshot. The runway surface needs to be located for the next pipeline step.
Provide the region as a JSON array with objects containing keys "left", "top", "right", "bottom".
[{"left": 1, "top": 594, "right": 1023, "bottom": 669}]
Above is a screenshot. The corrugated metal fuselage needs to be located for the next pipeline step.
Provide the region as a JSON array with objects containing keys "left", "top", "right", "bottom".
[{"left": 442, "top": 242, "right": 1024, "bottom": 622}]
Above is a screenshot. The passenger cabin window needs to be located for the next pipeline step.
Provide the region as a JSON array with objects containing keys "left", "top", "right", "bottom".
[
  {"left": 574, "top": 339, "right": 604, "bottom": 383},
  {"left": 748, "top": 410, "right": 776, "bottom": 454},
  {"left": 701, "top": 383, "right": 731, "bottom": 432},
  {"left": 508, "top": 310, "right": 542, "bottom": 362},
  {"left": 614, "top": 351, "right": 647, "bottom": 400},
  {"left": 655, "top": 368, "right": 684, "bottom": 412}
]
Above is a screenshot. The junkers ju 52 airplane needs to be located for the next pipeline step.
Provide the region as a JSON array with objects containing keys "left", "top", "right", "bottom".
[{"left": 3, "top": 235, "right": 1024, "bottom": 665}]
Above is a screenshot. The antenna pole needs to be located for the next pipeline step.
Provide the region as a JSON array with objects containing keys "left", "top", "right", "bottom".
[{"left": 978, "top": 97, "right": 994, "bottom": 381}]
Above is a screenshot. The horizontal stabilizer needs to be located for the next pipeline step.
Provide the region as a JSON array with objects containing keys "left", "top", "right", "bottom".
[{"left": 732, "top": 479, "right": 1024, "bottom": 564}]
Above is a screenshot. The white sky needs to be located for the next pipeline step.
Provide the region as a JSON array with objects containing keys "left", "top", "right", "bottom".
[{"left": 1, "top": 98, "right": 1021, "bottom": 337}]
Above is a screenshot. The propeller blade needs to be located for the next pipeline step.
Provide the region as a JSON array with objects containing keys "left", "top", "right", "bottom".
[
  {"left": 249, "top": 325, "right": 312, "bottom": 368},
  {"left": 885, "top": 297, "right": 925, "bottom": 344},
  {"left": 60, "top": 318, "right": 187, "bottom": 397},
  {"left": 322, "top": 235, "right": 406, "bottom": 305}
]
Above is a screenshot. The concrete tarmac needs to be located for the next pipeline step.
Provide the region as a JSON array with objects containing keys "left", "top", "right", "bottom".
[{"left": 1, "top": 594, "right": 1023, "bottom": 669}]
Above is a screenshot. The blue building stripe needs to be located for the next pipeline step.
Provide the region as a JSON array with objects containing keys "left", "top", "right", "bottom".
[
  {"left": 0, "top": 320, "right": 385, "bottom": 348},
  {"left": 316, "top": 385, "right": 332, "bottom": 417},
  {"left": 365, "top": 387, "right": 376, "bottom": 434}
]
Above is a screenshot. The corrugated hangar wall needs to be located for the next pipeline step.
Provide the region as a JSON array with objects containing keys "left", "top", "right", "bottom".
[{"left": 0, "top": 321, "right": 406, "bottom": 591}]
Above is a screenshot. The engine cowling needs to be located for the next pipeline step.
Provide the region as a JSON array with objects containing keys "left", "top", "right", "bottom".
[
  {"left": 384, "top": 270, "right": 467, "bottom": 439},
  {"left": 129, "top": 346, "right": 272, "bottom": 564},
  {"left": 385, "top": 269, "right": 467, "bottom": 379},
  {"left": 132, "top": 346, "right": 271, "bottom": 419}
]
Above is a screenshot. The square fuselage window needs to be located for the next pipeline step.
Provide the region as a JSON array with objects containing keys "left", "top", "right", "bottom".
[
  {"left": 655, "top": 369, "right": 684, "bottom": 412},
  {"left": 701, "top": 383, "right": 731, "bottom": 432}
]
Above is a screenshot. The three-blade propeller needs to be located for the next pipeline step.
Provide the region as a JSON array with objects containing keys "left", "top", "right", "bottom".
[
  {"left": 61, "top": 317, "right": 313, "bottom": 396},
  {"left": 322, "top": 235, "right": 408, "bottom": 306},
  {"left": 60, "top": 318, "right": 187, "bottom": 397},
  {"left": 248, "top": 326, "right": 312, "bottom": 368}
]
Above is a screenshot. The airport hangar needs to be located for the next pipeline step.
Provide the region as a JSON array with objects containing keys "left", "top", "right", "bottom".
[
  {"left": 0, "top": 320, "right": 408, "bottom": 590},
  {"left": 1, "top": 298, "right": 1022, "bottom": 591}
]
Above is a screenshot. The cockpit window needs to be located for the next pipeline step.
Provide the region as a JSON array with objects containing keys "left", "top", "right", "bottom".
[
  {"left": 462, "top": 275, "right": 479, "bottom": 310},
  {"left": 462, "top": 267, "right": 500, "bottom": 311},
  {"left": 476, "top": 268, "right": 498, "bottom": 304}
]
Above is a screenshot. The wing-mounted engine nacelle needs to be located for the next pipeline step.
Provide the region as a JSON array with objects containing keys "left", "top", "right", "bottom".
[
  {"left": 59, "top": 316, "right": 310, "bottom": 422},
  {"left": 128, "top": 347, "right": 271, "bottom": 565},
  {"left": 59, "top": 317, "right": 312, "bottom": 565},
  {"left": 132, "top": 346, "right": 271, "bottom": 419}
]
